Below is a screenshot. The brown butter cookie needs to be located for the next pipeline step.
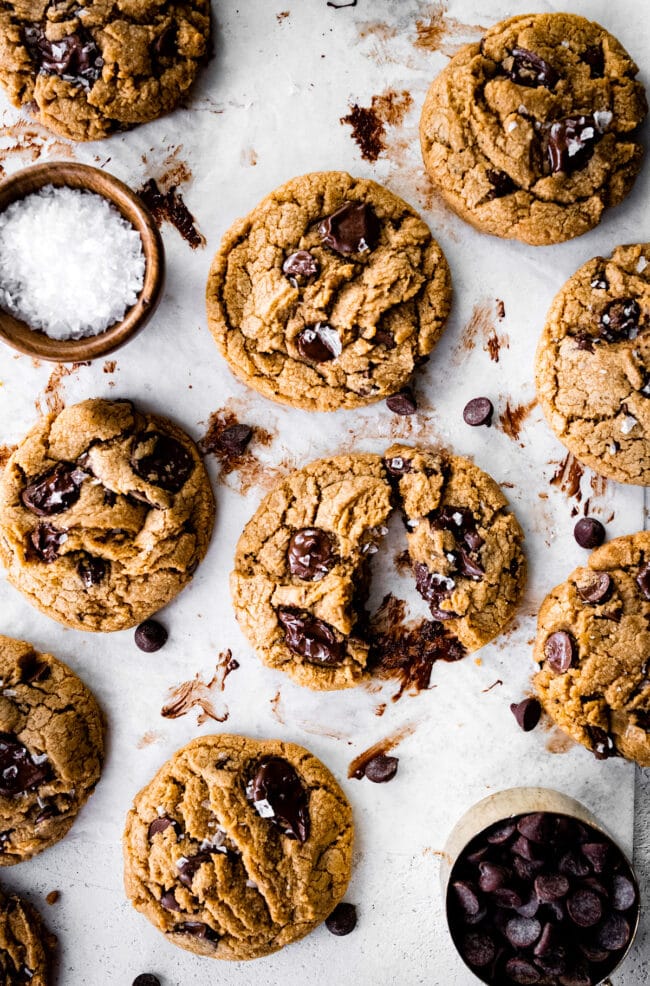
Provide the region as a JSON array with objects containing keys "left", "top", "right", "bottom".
[{"left": 0, "top": 889, "right": 56, "bottom": 985}]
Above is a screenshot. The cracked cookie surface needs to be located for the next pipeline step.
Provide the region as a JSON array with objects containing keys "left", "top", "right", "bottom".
[
  {"left": 0, "top": 634, "right": 104, "bottom": 864},
  {"left": 231, "top": 447, "right": 525, "bottom": 690},
  {"left": 0, "top": 890, "right": 55, "bottom": 985},
  {"left": 534, "top": 532, "right": 650, "bottom": 766},
  {"left": 0, "top": 398, "right": 215, "bottom": 631},
  {"left": 206, "top": 171, "right": 452, "bottom": 411},
  {"left": 535, "top": 243, "right": 650, "bottom": 484},
  {"left": 0, "top": 0, "right": 210, "bottom": 141},
  {"left": 420, "top": 13, "right": 647, "bottom": 245},
  {"left": 123, "top": 733, "right": 353, "bottom": 961}
]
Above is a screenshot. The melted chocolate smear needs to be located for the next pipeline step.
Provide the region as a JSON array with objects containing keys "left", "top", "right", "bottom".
[
  {"left": 0, "top": 732, "right": 50, "bottom": 797},
  {"left": 287, "top": 528, "right": 335, "bottom": 581},
  {"left": 319, "top": 201, "right": 380, "bottom": 255},
  {"left": 547, "top": 114, "right": 603, "bottom": 175},
  {"left": 131, "top": 431, "right": 194, "bottom": 493},
  {"left": 247, "top": 756, "right": 310, "bottom": 841},
  {"left": 506, "top": 47, "right": 559, "bottom": 88},
  {"left": 24, "top": 26, "right": 103, "bottom": 86},
  {"left": 296, "top": 323, "right": 341, "bottom": 362},
  {"left": 30, "top": 523, "right": 66, "bottom": 563},
  {"left": 277, "top": 608, "right": 344, "bottom": 666},
  {"left": 137, "top": 179, "right": 205, "bottom": 249},
  {"left": 21, "top": 462, "right": 86, "bottom": 516}
]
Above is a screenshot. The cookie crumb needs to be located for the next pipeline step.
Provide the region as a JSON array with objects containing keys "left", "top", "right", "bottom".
[{"left": 45, "top": 890, "right": 59, "bottom": 905}]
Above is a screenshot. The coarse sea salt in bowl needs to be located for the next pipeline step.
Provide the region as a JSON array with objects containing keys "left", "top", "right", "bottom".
[{"left": 0, "top": 162, "right": 164, "bottom": 362}]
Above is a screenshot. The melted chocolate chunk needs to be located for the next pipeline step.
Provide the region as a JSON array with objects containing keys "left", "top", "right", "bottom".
[
  {"left": 374, "top": 328, "right": 395, "bottom": 349},
  {"left": 152, "top": 25, "right": 175, "bottom": 58},
  {"left": 277, "top": 608, "right": 344, "bottom": 666},
  {"left": 547, "top": 114, "right": 602, "bottom": 174},
  {"left": 463, "top": 397, "right": 494, "bottom": 427},
  {"left": 283, "top": 250, "right": 320, "bottom": 282},
  {"left": 431, "top": 505, "right": 484, "bottom": 553},
  {"left": 414, "top": 562, "right": 457, "bottom": 619},
  {"left": 325, "top": 902, "right": 357, "bottom": 936},
  {"left": 175, "top": 921, "right": 219, "bottom": 943},
  {"left": 574, "top": 332, "right": 595, "bottom": 352},
  {"left": 585, "top": 725, "right": 617, "bottom": 760},
  {"left": 544, "top": 631, "right": 577, "bottom": 673},
  {"left": 35, "top": 802, "right": 58, "bottom": 825},
  {"left": 131, "top": 432, "right": 194, "bottom": 493},
  {"left": 386, "top": 388, "right": 417, "bottom": 416},
  {"left": 383, "top": 454, "right": 412, "bottom": 476},
  {"left": 506, "top": 47, "right": 559, "bottom": 88},
  {"left": 637, "top": 563, "right": 650, "bottom": 599},
  {"left": 485, "top": 169, "right": 517, "bottom": 200},
  {"left": 0, "top": 732, "right": 50, "bottom": 797},
  {"left": 30, "top": 523, "right": 66, "bottom": 562},
  {"left": 450, "top": 548, "right": 484, "bottom": 580},
  {"left": 577, "top": 573, "right": 613, "bottom": 605},
  {"left": 296, "top": 323, "right": 341, "bottom": 362},
  {"left": 148, "top": 815, "right": 179, "bottom": 839},
  {"left": 77, "top": 555, "right": 107, "bottom": 588},
  {"left": 134, "top": 620, "right": 168, "bottom": 653},
  {"left": 177, "top": 851, "right": 213, "bottom": 888},
  {"left": 287, "top": 528, "right": 335, "bottom": 581},
  {"left": 21, "top": 462, "right": 86, "bottom": 516},
  {"left": 17, "top": 650, "right": 50, "bottom": 684},
  {"left": 24, "top": 26, "right": 103, "bottom": 86},
  {"left": 318, "top": 201, "right": 380, "bottom": 255},
  {"left": 582, "top": 44, "right": 605, "bottom": 77},
  {"left": 247, "top": 756, "right": 310, "bottom": 841},
  {"left": 599, "top": 299, "right": 641, "bottom": 342},
  {"left": 160, "top": 890, "right": 181, "bottom": 911}
]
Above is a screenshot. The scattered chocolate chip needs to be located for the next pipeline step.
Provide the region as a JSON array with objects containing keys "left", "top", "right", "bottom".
[
  {"left": 277, "top": 608, "right": 344, "bottom": 666},
  {"left": 247, "top": 756, "right": 309, "bottom": 841},
  {"left": 599, "top": 299, "right": 641, "bottom": 342},
  {"left": 215, "top": 424, "right": 252, "bottom": 457},
  {"left": 463, "top": 932, "right": 496, "bottom": 968},
  {"left": 325, "top": 902, "right": 357, "bottom": 936},
  {"left": 148, "top": 816, "right": 179, "bottom": 839},
  {"left": 547, "top": 115, "right": 602, "bottom": 174},
  {"left": 77, "top": 555, "right": 107, "bottom": 588},
  {"left": 134, "top": 620, "right": 168, "bottom": 653},
  {"left": 577, "top": 573, "right": 613, "bottom": 605},
  {"left": 21, "top": 462, "right": 86, "bottom": 516},
  {"left": 506, "top": 47, "right": 559, "bottom": 88},
  {"left": 175, "top": 921, "right": 219, "bottom": 943},
  {"left": 574, "top": 517, "right": 605, "bottom": 549},
  {"left": 133, "top": 976, "right": 161, "bottom": 986},
  {"left": 597, "top": 913, "right": 631, "bottom": 951},
  {"left": 131, "top": 432, "right": 194, "bottom": 493},
  {"left": 287, "top": 528, "right": 334, "bottom": 581},
  {"left": 363, "top": 754, "right": 398, "bottom": 783},
  {"left": 612, "top": 874, "right": 636, "bottom": 912},
  {"left": 383, "top": 455, "right": 412, "bottom": 476},
  {"left": 544, "top": 631, "right": 576, "bottom": 674},
  {"left": 510, "top": 698, "right": 541, "bottom": 732},
  {"left": 637, "top": 563, "right": 650, "bottom": 599},
  {"left": 463, "top": 397, "right": 494, "bottom": 427},
  {"left": 386, "top": 388, "right": 417, "bottom": 416},
  {"left": 24, "top": 26, "right": 103, "bottom": 86},
  {"left": 283, "top": 250, "right": 320, "bottom": 282},
  {"left": 0, "top": 733, "right": 50, "bottom": 797},
  {"left": 318, "top": 201, "right": 380, "bottom": 255},
  {"left": 296, "top": 323, "right": 341, "bottom": 362},
  {"left": 485, "top": 169, "right": 517, "bottom": 200},
  {"left": 582, "top": 44, "right": 605, "bottom": 77}
]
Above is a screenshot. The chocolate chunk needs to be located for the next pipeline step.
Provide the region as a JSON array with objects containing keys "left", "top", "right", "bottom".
[
  {"left": 133, "top": 976, "right": 161, "bottom": 986},
  {"left": 414, "top": 563, "right": 456, "bottom": 618},
  {"left": 278, "top": 608, "right": 344, "bottom": 666},
  {"left": 363, "top": 754, "right": 398, "bottom": 783},
  {"left": 103, "top": 488, "right": 117, "bottom": 507},
  {"left": 131, "top": 432, "right": 194, "bottom": 493},
  {"left": 574, "top": 517, "right": 605, "bottom": 549},
  {"left": 135, "top": 620, "right": 168, "bottom": 653},
  {"left": 247, "top": 756, "right": 310, "bottom": 841},
  {"left": 591, "top": 273, "right": 608, "bottom": 291},
  {"left": 585, "top": 726, "right": 616, "bottom": 760},
  {"left": 296, "top": 323, "right": 341, "bottom": 362},
  {"left": 597, "top": 913, "right": 631, "bottom": 951},
  {"left": 534, "top": 874, "right": 569, "bottom": 902},
  {"left": 485, "top": 169, "right": 517, "bottom": 200},
  {"left": 462, "top": 932, "right": 495, "bottom": 968},
  {"left": 175, "top": 921, "right": 219, "bottom": 943},
  {"left": 383, "top": 455, "right": 412, "bottom": 476},
  {"left": 581, "top": 841, "right": 609, "bottom": 872},
  {"left": 451, "top": 548, "right": 484, "bottom": 580},
  {"left": 21, "top": 462, "right": 86, "bottom": 516},
  {"left": 577, "top": 573, "right": 612, "bottom": 605},
  {"left": 0, "top": 733, "right": 50, "bottom": 797},
  {"left": 506, "top": 916, "right": 541, "bottom": 948},
  {"left": 510, "top": 698, "right": 541, "bottom": 732},
  {"left": 30, "top": 523, "right": 66, "bottom": 563},
  {"left": 544, "top": 631, "right": 577, "bottom": 673},
  {"left": 35, "top": 802, "right": 58, "bottom": 824},
  {"left": 582, "top": 44, "right": 605, "bottom": 77},
  {"left": 374, "top": 328, "right": 395, "bottom": 349},
  {"left": 463, "top": 397, "right": 494, "bottom": 426},
  {"left": 504, "top": 957, "right": 541, "bottom": 983},
  {"left": 283, "top": 250, "right": 320, "bottom": 282},
  {"left": 24, "top": 26, "right": 103, "bottom": 86},
  {"left": 148, "top": 816, "right": 179, "bottom": 839},
  {"left": 452, "top": 881, "right": 481, "bottom": 917},
  {"left": 318, "top": 201, "right": 380, "bottom": 255},
  {"left": 17, "top": 650, "right": 50, "bottom": 684},
  {"left": 547, "top": 115, "right": 602, "bottom": 174},
  {"left": 287, "top": 528, "right": 334, "bottom": 581},
  {"left": 574, "top": 332, "right": 595, "bottom": 352},
  {"left": 152, "top": 25, "right": 176, "bottom": 58},
  {"left": 386, "top": 388, "right": 417, "bottom": 416},
  {"left": 478, "top": 862, "right": 509, "bottom": 892},
  {"left": 325, "top": 902, "right": 357, "bottom": 936},
  {"left": 177, "top": 851, "right": 213, "bottom": 888},
  {"left": 507, "top": 47, "right": 559, "bottom": 88},
  {"left": 637, "top": 563, "right": 650, "bottom": 599},
  {"left": 599, "top": 299, "right": 641, "bottom": 342},
  {"left": 431, "top": 505, "right": 484, "bottom": 554},
  {"left": 612, "top": 874, "right": 636, "bottom": 911},
  {"left": 160, "top": 890, "right": 180, "bottom": 911},
  {"left": 216, "top": 424, "right": 253, "bottom": 456},
  {"left": 77, "top": 555, "right": 107, "bottom": 588}
]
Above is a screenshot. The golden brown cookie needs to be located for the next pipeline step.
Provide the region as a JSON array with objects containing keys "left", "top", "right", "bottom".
[
  {"left": 0, "top": 889, "right": 55, "bottom": 985},
  {"left": 534, "top": 532, "right": 650, "bottom": 766},
  {"left": 123, "top": 733, "right": 353, "bottom": 961},
  {"left": 206, "top": 171, "right": 452, "bottom": 411},
  {"left": 420, "top": 13, "right": 647, "bottom": 245},
  {"left": 0, "top": 398, "right": 215, "bottom": 632},
  {"left": 0, "top": 0, "right": 210, "bottom": 141},
  {"left": 535, "top": 244, "right": 650, "bottom": 484},
  {"left": 0, "top": 634, "right": 104, "bottom": 864}
]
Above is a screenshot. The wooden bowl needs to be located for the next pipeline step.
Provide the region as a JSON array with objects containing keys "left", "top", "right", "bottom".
[{"left": 0, "top": 161, "right": 165, "bottom": 362}]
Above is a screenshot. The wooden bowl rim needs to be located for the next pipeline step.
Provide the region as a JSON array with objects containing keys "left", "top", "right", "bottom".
[{"left": 0, "top": 160, "right": 165, "bottom": 363}]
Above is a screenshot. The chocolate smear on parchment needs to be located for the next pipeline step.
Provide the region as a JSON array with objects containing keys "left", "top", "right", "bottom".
[
  {"left": 414, "top": 2, "right": 485, "bottom": 57},
  {"left": 199, "top": 407, "right": 280, "bottom": 494},
  {"left": 550, "top": 452, "right": 584, "bottom": 501},
  {"left": 161, "top": 650, "right": 239, "bottom": 725},
  {"left": 498, "top": 398, "right": 537, "bottom": 442},
  {"left": 35, "top": 362, "right": 90, "bottom": 416},
  {"left": 348, "top": 722, "right": 416, "bottom": 779},
  {"left": 341, "top": 89, "right": 413, "bottom": 162},
  {"left": 137, "top": 146, "right": 205, "bottom": 248}
]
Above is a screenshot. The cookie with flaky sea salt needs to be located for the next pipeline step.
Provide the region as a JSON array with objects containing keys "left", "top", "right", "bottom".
[
  {"left": 0, "top": 634, "right": 104, "bottom": 864},
  {"left": 123, "top": 733, "right": 353, "bottom": 960},
  {"left": 0, "top": 889, "right": 56, "bottom": 984},
  {"left": 0, "top": 398, "right": 214, "bottom": 631},
  {"left": 206, "top": 171, "right": 452, "bottom": 411},
  {"left": 0, "top": 0, "right": 210, "bottom": 141},
  {"left": 536, "top": 243, "right": 650, "bottom": 484},
  {"left": 534, "top": 532, "right": 650, "bottom": 766},
  {"left": 420, "top": 13, "right": 647, "bottom": 245}
]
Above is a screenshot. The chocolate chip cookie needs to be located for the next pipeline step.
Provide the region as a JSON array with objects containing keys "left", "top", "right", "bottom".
[
  {"left": 0, "top": 399, "right": 214, "bottom": 631},
  {"left": 0, "top": 0, "right": 210, "bottom": 141},
  {"left": 206, "top": 171, "right": 452, "bottom": 411},
  {"left": 0, "top": 634, "right": 104, "bottom": 863},
  {"left": 123, "top": 733, "right": 353, "bottom": 960},
  {"left": 534, "top": 531, "right": 650, "bottom": 766},
  {"left": 420, "top": 13, "right": 647, "bottom": 245},
  {"left": 536, "top": 244, "right": 650, "bottom": 484},
  {"left": 0, "top": 889, "right": 55, "bottom": 985},
  {"left": 231, "top": 447, "right": 525, "bottom": 690}
]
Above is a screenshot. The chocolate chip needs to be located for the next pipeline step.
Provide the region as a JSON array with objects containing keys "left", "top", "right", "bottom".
[
  {"left": 384, "top": 455, "right": 412, "bottom": 476},
  {"left": 160, "top": 890, "right": 181, "bottom": 911},
  {"left": 574, "top": 332, "right": 595, "bottom": 352},
  {"left": 487, "top": 822, "right": 516, "bottom": 845},
  {"left": 463, "top": 397, "right": 494, "bottom": 426},
  {"left": 277, "top": 608, "right": 344, "bottom": 666},
  {"left": 582, "top": 44, "right": 605, "bottom": 77},
  {"left": 478, "top": 862, "right": 509, "bottom": 892},
  {"left": 559, "top": 852, "right": 590, "bottom": 878},
  {"left": 363, "top": 754, "right": 398, "bottom": 783},
  {"left": 559, "top": 965, "right": 593, "bottom": 986},
  {"left": 77, "top": 555, "right": 107, "bottom": 588},
  {"left": 133, "top": 977, "right": 160, "bottom": 986},
  {"left": 506, "top": 916, "right": 541, "bottom": 948},
  {"left": 512, "top": 836, "right": 544, "bottom": 863},
  {"left": 544, "top": 631, "right": 577, "bottom": 673},
  {"left": 578, "top": 941, "right": 609, "bottom": 963},
  {"left": 574, "top": 517, "right": 605, "bottom": 549},
  {"left": 318, "top": 201, "right": 380, "bottom": 255},
  {"left": 612, "top": 874, "right": 636, "bottom": 911},
  {"left": 599, "top": 299, "right": 641, "bottom": 342},
  {"left": 148, "top": 816, "right": 179, "bottom": 839},
  {"left": 103, "top": 488, "right": 117, "bottom": 507},
  {"left": 566, "top": 889, "right": 603, "bottom": 929},
  {"left": 485, "top": 169, "right": 517, "bottom": 199},
  {"left": 247, "top": 756, "right": 309, "bottom": 841},
  {"left": 29, "top": 523, "right": 66, "bottom": 563},
  {"left": 504, "top": 957, "right": 541, "bottom": 983},
  {"left": 581, "top": 841, "right": 609, "bottom": 872},
  {"left": 492, "top": 887, "right": 523, "bottom": 909},
  {"left": 0, "top": 733, "right": 50, "bottom": 797},
  {"left": 547, "top": 115, "right": 602, "bottom": 174},
  {"left": 325, "top": 902, "right": 357, "bottom": 936},
  {"left": 533, "top": 921, "right": 557, "bottom": 957},
  {"left": 131, "top": 432, "right": 194, "bottom": 493},
  {"left": 283, "top": 250, "right": 319, "bottom": 282},
  {"left": 386, "top": 388, "right": 417, "bottom": 416},
  {"left": 510, "top": 698, "right": 541, "bottom": 732},
  {"left": 506, "top": 47, "right": 559, "bottom": 88},
  {"left": 534, "top": 873, "right": 569, "bottom": 902},
  {"left": 637, "top": 563, "right": 650, "bottom": 599},
  {"left": 517, "top": 815, "right": 550, "bottom": 843},
  {"left": 24, "top": 26, "right": 103, "bottom": 86},
  {"left": 177, "top": 851, "right": 213, "bottom": 888},
  {"left": 21, "top": 462, "right": 86, "bottom": 516},
  {"left": 296, "top": 323, "right": 341, "bottom": 362},
  {"left": 175, "top": 921, "right": 219, "bottom": 943},
  {"left": 452, "top": 881, "right": 481, "bottom": 917},
  {"left": 597, "top": 913, "right": 631, "bottom": 951},
  {"left": 134, "top": 620, "right": 168, "bottom": 653},
  {"left": 585, "top": 726, "right": 617, "bottom": 761},
  {"left": 577, "top": 573, "right": 612, "bottom": 605},
  {"left": 215, "top": 424, "right": 252, "bottom": 456},
  {"left": 462, "top": 932, "right": 495, "bottom": 968},
  {"left": 287, "top": 528, "right": 334, "bottom": 581}
]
